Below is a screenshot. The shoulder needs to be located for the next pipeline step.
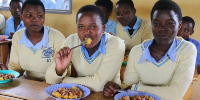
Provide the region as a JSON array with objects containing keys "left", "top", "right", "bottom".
[
  {"left": 6, "top": 17, "right": 13, "bottom": 23},
  {"left": 12, "top": 28, "right": 26, "bottom": 42},
  {"left": 189, "top": 38, "right": 200, "bottom": 46},
  {"left": 140, "top": 18, "right": 151, "bottom": 27},
  {"left": 177, "top": 37, "right": 196, "bottom": 54},
  {"left": 106, "top": 32, "right": 125, "bottom": 50},
  {"left": 47, "top": 26, "right": 65, "bottom": 39},
  {"left": 108, "top": 19, "right": 117, "bottom": 25},
  {"left": 62, "top": 33, "right": 80, "bottom": 46}
]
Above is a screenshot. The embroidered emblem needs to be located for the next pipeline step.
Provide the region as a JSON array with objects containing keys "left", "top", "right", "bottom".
[{"left": 42, "top": 47, "right": 53, "bottom": 58}]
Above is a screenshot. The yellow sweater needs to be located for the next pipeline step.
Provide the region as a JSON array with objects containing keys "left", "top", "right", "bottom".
[
  {"left": 8, "top": 27, "right": 65, "bottom": 81},
  {"left": 116, "top": 19, "right": 153, "bottom": 50},
  {"left": 46, "top": 32, "right": 125, "bottom": 91},
  {"left": 121, "top": 37, "right": 196, "bottom": 100}
]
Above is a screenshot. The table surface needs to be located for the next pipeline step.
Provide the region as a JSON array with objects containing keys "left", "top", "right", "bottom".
[{"left": 0, "top": 78, "right": 113, "bottom": 100}]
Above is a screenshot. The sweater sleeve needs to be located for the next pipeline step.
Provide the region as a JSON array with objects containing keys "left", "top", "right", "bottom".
[
  {"left": 61, "top": 38, "right": 125, "bottom": 91},
  {"left": 45, "top": 32, "right": 68, "bottom": 84},
  {"left": 124, "top": 43, "right": 197, "bottom": 100},
  {"left": 121, "top": 47, "right": 139, "bottom": 89},
  {"left": 8, "top": 33, "right": 24, "bottom": 76},
  {"left": 141, "top": 20, "right": 153, "bottom": 42}
]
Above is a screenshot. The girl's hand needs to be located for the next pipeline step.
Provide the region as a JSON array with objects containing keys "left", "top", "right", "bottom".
[{"left": 55, "top": 47, "right": 73, "bottom": 76}]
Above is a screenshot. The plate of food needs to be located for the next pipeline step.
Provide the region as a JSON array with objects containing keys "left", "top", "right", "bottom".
[
  {"left": 45, "top": 83, "right": 91, "bottom": 100},
  {"left": 0, "top": 35, "right": 9, "bottom": 41},
  {"left": 114, "top": 90, "right": 161, "bottom": 100},
  {"left": 0, "top": 70, "right": 20, "bottom": 83}
]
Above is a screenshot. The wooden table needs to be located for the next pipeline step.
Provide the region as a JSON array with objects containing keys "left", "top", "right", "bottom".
[
  {"left": 0, "top": 78, "right": 113, "bottom": 100},
  {"left": 0, "top": 39, "right": 11, "bottom": 65}
]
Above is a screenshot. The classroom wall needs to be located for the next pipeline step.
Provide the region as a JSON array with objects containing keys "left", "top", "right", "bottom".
[{"left": 0, "top": 0, "right": 200, "bottom": 41}]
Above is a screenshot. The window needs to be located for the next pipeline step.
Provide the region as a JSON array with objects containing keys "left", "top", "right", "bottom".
[{"left": 0, "top": 0, "right": 72, "bottom": 14}]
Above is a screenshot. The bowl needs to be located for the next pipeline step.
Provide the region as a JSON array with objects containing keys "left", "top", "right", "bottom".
[
  {"left": 0, "top": 70, "right": 20, "bottom": 84},
  {"left": 45, "top": 83, "right": 91, "bottom": 100},
  {"left": 114, "top": 90, "right": 161, "bottom": 100},
  {"left": 0, "top": 35, "right": 9, "bottom": 41}
]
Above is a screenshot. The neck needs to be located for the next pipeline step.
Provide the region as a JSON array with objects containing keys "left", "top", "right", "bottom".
[
  {"left": 86, "top": 40, "right": 101, "bottom": 57},
  {"left": 14, "top": 18, "right": 21, "bottom": 24},
  {"left": 128, "top": 17, "right": 137, "bottom": 28},
  {"left": 26, "top": 27, "right": 44, "bottom": 39},
  {"left": 151, "top": 40, "right": 173, "bottom": 53}
]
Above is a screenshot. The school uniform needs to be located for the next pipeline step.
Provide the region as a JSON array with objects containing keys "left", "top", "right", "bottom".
[
  {"left": 116, "top": 16, "right": 153, "bottom": 50},
  {"left": 105, "top": 19, "right": 117, "bottom": 36},
  {"left": 8, "top": 26, "right": 65, "bottom": 81},
  {"left": 121, "top": 37, "right": 197, "bottom": 100},
  {"left": 46, "top": 32, "right": 125, "bottom": 91},
  {"left": 187, "top": 37, "right": 200, "bottom": 67},
  {"left": 4, "top": 17, "right": 25, "bottom": 37}
]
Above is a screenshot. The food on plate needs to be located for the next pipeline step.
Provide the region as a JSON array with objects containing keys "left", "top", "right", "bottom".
[
  {"left": 123, "top": 55, "right": 128, "bottom": 62},
  {"left": 0, "top": 74, "right": 15, "bottom": 80},
  {"left": 120, "top": 95, "right": 154, "bottom": 100},
  {"left": 85, "top": 38, "right": 92, "bottom": 45},
  {"left": 52, "top": 86, "right": 83, "bottom": 99},
  {"left": 120, "top": 96, "right": 130, "bottom": 100}
]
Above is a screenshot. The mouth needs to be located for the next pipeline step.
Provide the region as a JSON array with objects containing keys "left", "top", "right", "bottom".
[
  {"left": 158, "top": 35, "right": 169, "bottom": 39},
  {"left": 119, "top": 20, "right": 126, "bottom": 25},
  {"left": 83, "top": 37, "right": 93, "bottom": 45},
  {"left": 30, "top": 24, "right": 39, "bottom": 29}
]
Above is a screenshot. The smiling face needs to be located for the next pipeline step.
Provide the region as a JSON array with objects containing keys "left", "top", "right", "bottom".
[
  {"left": 10, "top": 2, "right": 23, "bottom": 19},
  {"left": 77, "top": 12, "right": 105, "bottom": 49},
  {"left": 116, "top": 3, "right": 136, "bottom": 27},
  {"left": 20, "top": 4, "right": 45, "bottom": 33},
  {"left": 152, "top": 10, "right": 181, "bottom": 45},
  {"left": 177, "top": 21, "right": 194, "bottom": 40}
]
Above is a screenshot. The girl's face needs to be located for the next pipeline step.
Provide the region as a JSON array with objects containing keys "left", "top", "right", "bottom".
[
  {"left": 77, "top": 12, "right": 105, "bottom": 48},
  {"left": 152, "top": 10, "right": 181, "bottom": 45},
  {"left": 20, "top": 4, "right": 45, "bottom": 33},
  {"left": 116, "top": 3, "right": 136, "bottom": 26}
]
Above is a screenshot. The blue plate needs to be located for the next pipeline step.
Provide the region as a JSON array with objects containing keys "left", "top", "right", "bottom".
[
  {"left": 0, "top": 70, "right": 20, "bottom": 84},
  {"left": 45, "top": 83, "right": 91, "bottom": 100},
  {"left": 114, "top": 90, "right": 161, "bottom": 100}
]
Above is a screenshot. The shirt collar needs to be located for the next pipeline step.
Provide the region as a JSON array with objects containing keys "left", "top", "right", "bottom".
[
  {"left": 124, "top": 16, "right": 141, "bottom": 31},
  {"left": 19, "top": 25, "right": 49, "bottom": 49},
  {"left": 11, "top": 16, "right": 25, "bottom": 30},
  {"left": 105, "top": 19, "right": 112, "bottom": 26},
  {"left": 81, "top": 33, "right": 106, "bottom": 60},
  {"left": 139, "top": 39, "right": 179, "bottom": 64}
]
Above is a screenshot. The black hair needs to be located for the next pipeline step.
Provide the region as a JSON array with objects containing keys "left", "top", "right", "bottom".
[
  {"left": 182, "top": 16, "right": 195, "bottom": 29},
  {"left": 151, "top": 0, "right": 182, "bottom": 22},
  {"left": 76, "top": 5, "right": 105, "bottom": 24},
  {"left": 21, "top": 0, "right": 45, "bottom": 14},
  {"left": 9, "top": 0, "right": 24, "bottom": 7},
  {"left": 94, "top": 0, "right": 113, "bottom": 13},
  {"left": 116, "top": 0, "right": 134, "bottom": 9}
]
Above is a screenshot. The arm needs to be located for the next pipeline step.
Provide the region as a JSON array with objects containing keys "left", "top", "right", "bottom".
[
  {"left": 4, "top": 21, "right": 9, "bottom": 36},
  {"left": 127, "top": 45, "right": 196, "bottom": 100},
  {"left": 62, "top": 39, "right": 125, "bottom": 91},
  {"left": 8, "top": 34, "right": 24, "bottom": 76}
]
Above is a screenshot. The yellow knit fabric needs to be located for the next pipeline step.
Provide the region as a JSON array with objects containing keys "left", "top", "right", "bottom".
[
  {"left": 8, "top": 27, "right": 65, "bottom": 81},
  {"left": 121, "top": 37, "right": 196, "bottom": 100},
  {"left": 46, "top": 32, "right": 125, "bottom": 91},
  {"left": 116, "top": 19, "right": 153, "bottom": 50}
]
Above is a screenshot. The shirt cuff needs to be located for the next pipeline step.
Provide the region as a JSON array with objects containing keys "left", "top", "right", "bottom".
[{"left": 131, "top": 84, "right": 138, "bottom": 91}]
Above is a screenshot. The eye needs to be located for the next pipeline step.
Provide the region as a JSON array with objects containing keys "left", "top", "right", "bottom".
[
  {"left": 37, "top": 15, "right": 43, "bottom": 18},
  {"left": 27, "top": 14, "right": 31, "bottom": 17},
  {"left": 168, "top": 22, "right": 175, "bottom": 26},
  {"left": 184, "top": 29, "right": 189, "bottom": 33},
  {"left": 90, "top": 25, "right": 96, "bottom": 28},
  {"left": 123, "top": 11, "right": 128, "bottom": 14},
  {"left": 153, "top": 22, "right": 159, "bottom": 26},
  {"left": 116, "top": 13, "right": 120, "bottom": 17},
  {"left": 78, "top": 26, "right": 84, "bottom": 29}
]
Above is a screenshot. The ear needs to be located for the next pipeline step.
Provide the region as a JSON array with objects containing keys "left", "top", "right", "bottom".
[
  {"left": 133, "top": 8, "right": 136, "bottom": 14},
  {"left": 102, "top": 24, "right": 105, "bottom": 33},
  {"left": 190, "top": 29, "right": 194, "bottom": 35},
  {"left": 178, "top": 21, "right": 182, "bottom": 30},
  {"left": 108, "top": 12, "right": 112, "bottom": 16},
  {"left": 20, "top": 13, "right": 23, "bottom": 21}
]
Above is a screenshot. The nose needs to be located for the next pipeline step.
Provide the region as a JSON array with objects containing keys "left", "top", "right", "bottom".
[
  {"left": 158, "top": 26, "right": 168, "bottom": 31},
  {"left": 31, "top": 15, "right": 38, "bottom": 22},
  {"left": 118, "top": 14, "right": 124, "bottom": 19},
  {"left": 83, "top": 28, "right": 90, "bottom": 35}
]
